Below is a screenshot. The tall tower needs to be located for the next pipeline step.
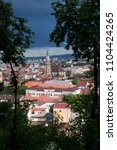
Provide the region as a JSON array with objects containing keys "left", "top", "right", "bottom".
[{"left": 45, "top": 49, "right": 51, "bottom": 75}]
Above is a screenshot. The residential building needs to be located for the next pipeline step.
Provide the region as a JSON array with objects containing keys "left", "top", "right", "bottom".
[
  {"left": 27, "top": 103, "right": 54, "bottom": 125},
  {"left": 53, "top": 103, "right": 71, "bottom": 125},
  {"left": 70, "top": 66, "right": 90, "bottom": 75}
]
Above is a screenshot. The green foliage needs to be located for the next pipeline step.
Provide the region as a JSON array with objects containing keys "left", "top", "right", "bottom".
[
  {"left": 66, "top": 70, "right": 71, "bottom": 78},
  {"left": 0, "top": 101, "right": 13, "bottom": 128},
  {"left": 18, "top": 86, "right": 27, "bottom": 95},
  {"left": 16, "top": 125, "right": 50, "bottom": 150},
  {"left": 50, "top": 0, "right": 99, "bottom": 62},
  {"left": 50, "top": 0, "right": 100, "bottom": 131},
  {"left": 0, "top": 86, "right": 13, "bottom": 94},
  {"left": 0, "top": 102, "right": 13, "bottom": 150},
  {"left": 71, "top": 78, "right": 77, "bottom": 85},
  {"left": 83, "top": 66, "right": 94, "bottom": 78},
  {"left": 74, "top": 62, "right": 93, "bottom": 66},
  {"left": 62, "top": 93, "right": 100, "bottom": 150},
  {"left": 49, "top": 105, "right": 53, "bottom": 113},
  {"left": 50, "top": 0, "right": 100, "bottom": 119},
  {"left": 62, "top": 93, "right": 78, "bottom": 105},
  {"left": 0, "top": 86, "right": 27, "bottom": 95},
  {"left": 0, "top": 82, "right": 4, "bottom": 91},
  {"left": 0, "top": 102, "right": 50, "bottom": 150},
  {"left": 0, "top": 1, "right": 34, "bottom": 149},
  {"left": 0, "top": 94, "right": 99, "bottom": 150}
]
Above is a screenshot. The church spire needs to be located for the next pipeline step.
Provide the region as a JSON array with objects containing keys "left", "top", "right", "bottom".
[
  {"left": 45, "top": 49, "right": 51, "bottom": 75},
  {"left": 46, "top": 49, "right": 49, "bottom": 56}
]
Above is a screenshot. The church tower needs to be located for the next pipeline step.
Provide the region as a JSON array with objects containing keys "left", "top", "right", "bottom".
[{"left": 45, "top": 49, "right": 51, "bottom": 75}]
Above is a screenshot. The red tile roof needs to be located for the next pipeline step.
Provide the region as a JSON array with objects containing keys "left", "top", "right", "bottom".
[
  {"left": 51, "top": 64, "right": 65, "bottom": 72},
  {"left": 23, "top": 94, "right": 62, "bottom": 102},
  {"left": 32, "top": 107, "right": 46, "bottom": 112},
  {"left": 71, "top": 65, "right": 90, "bottom": 70},
  {"left": 25, "top": 80, "right": 75, "bottom": 89},
  {"left": 77, "top": 80, "right": 88, "bottom": 87},
  {"left": 54, "top": 103, "right": 69, "bottom": 109},
  {"left": 24, "top": 81, "right": 42, "bottom": 87},
  {"left": 28, "top": 86, "right": 78, "bottom": 93}
]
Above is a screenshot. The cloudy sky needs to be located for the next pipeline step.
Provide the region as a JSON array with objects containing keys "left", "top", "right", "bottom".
[{"left": 9, "top": 0, "right": 73, "bottom": 57}]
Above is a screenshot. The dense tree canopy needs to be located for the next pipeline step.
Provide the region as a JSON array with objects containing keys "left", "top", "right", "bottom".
[
  {"left": 50, "top": 0, "right": 99, "bottom": 61},
  {"left": 50, "top": 0, "right": 100, "bottom": 120},
  {"left": 0, "top": 1, "right": 33, "bottom": 150},
  {"left": 62, "top": 93, "right": 100, "bottom": 150}
]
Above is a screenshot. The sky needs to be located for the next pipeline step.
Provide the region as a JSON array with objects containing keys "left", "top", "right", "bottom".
[{"left": 9, "top": 0, "right": 73, "bottom": 57}]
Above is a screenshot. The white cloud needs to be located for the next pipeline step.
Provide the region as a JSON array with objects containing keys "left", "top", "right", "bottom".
[{"left": 25, "top": 47, "right": 73, "bottom": 57}]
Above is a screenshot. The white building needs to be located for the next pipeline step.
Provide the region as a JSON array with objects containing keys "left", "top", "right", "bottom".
[{"left": 26, "top": 86, "right": 81, "bottom": 98}]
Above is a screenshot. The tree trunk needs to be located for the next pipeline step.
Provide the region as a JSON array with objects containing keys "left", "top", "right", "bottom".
[
  {"left": 9, "top": 61, "right": 18, "bottom": 150},
  {"left": 91, "top": 46, "right": 98, "bottom": 119}
]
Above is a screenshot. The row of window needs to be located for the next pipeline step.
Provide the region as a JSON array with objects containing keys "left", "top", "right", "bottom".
[{"left": 27, "top": 92, "right": 62, "bottom": 97}]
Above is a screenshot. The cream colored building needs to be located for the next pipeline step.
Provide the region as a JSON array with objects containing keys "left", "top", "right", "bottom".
[{"left": 53, "top": 103, "right": 71, "bottom": 125}]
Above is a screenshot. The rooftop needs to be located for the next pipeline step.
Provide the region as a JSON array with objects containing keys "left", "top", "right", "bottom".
[
  {"left": 23, "top": 94, "right": 61, "bottom": 102},
  {"left": 51, "top": 63, "right": 65, "bottom": 72},
  {"left": 28, "top": 85, "right": 78, "bottom": 92},
  {"left": 54, "top": 103, "right": 69, "bottom": 109},
  {"left": 25, "top": 80, "right": 75, "bottom": 89},
  {"left": 46, "top": 80, "right": 71, "bottom": 85},
  {"left": 32, "top": 107, "right": 46, "bottom": 112}
]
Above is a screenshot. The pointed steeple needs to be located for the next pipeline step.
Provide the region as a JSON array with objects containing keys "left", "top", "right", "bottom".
[
  {"left": 45, "top": 49, "right": 51, "bottom": 75},
  {"left": 46, "top": 49, "right": 49, "bottom": 56},
  {"left": 46, "top": 49, "right": 50, "bottom": 61}
]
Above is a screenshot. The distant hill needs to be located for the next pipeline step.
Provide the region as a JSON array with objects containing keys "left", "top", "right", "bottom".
[{"left": 25, "top": 54, "right": 73, "bottom": 61}]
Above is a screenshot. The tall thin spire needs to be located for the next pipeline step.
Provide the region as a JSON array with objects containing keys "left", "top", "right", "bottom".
[
  {"left": 46, "top": 49, "right": 49, "bottom": 56},
  {"left": 45, "top": 49, "right": 51, "bottom": 75}
]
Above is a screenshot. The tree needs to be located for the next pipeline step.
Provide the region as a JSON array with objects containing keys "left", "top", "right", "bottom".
[
  {"left": 66, "top": 70, "right": 71, "bottom": 78},
  {"left": 0, "top": 102, "right": 13, "bottom": 150},
  {"left": 62, "top": 93, "right": 100, "bottom": 150},
  {"left": 71, "top": 77, "right": 77, "bottom": 85},
  {"left": 83, "top": 66, "right": 94, "bottom": 78},
  {"left": 0, "top": 1, "right": 33, "bottom": 150},
  {"left": 50, "top": 0, "right": 100, "bottom": 119}
]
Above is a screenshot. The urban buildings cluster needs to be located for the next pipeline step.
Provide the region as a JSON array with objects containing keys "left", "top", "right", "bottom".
[{"left": 0, "top": 50, "right": 94, "bottom": 126}]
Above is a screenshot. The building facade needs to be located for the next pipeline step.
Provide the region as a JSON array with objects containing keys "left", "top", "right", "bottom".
[
  {"left": 53, "top": 103, "right": 71, "bottom": 125},
  {"left": 26, "top": 86, "right": 80, "bottom": 98}
]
